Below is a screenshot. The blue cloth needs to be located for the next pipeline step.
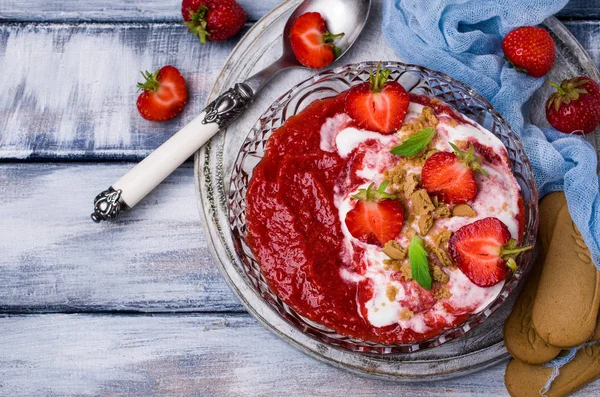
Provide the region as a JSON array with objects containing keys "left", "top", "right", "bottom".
[{"left": 382, "top": 0, "right": 600, "bottom": 267}]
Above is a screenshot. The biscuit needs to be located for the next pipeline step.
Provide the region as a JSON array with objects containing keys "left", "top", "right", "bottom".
[
  {"left": 505, "top": 315, "right": 600, "bottom": 397},
  {"left": 532, "top": 192, "right": 600, "bottom": 348},
  {"left": 503, "top": 192, "right": 562, "bottom": 364}
]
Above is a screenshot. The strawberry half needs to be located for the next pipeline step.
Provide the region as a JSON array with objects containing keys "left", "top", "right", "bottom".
[
  {"left": 289, "top": 12, "right": 344, "bottom": 69},
  {"left": 345, "top": 64, "right": 409, "bottom": 134},
  {"left": 345, "top": 181, "right": 404, "bottom": 247},
  {"left": 182, "top": 0, "right": 247, "bottom": 44},
  {"left": 136, "top": 65, "right": 188, "bottom": 122},
  {"left": 448, "top": 217, "right": 531, "bottom": 287},
  {"left": 546, "top": 76, "right": 600, "bottom": 135},
  {"left": 421, "top": 143, "right": 487, "bottom": 204},
  {"left": 502, "top": 26, "right": 555, "bottom": 78}
]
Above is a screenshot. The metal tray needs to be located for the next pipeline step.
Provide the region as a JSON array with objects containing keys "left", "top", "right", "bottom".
[{"left": 194, "top": 0, "right": 600, "bottom": 381}]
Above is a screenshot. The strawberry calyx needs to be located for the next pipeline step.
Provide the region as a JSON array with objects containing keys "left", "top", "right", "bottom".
[
  {"left": 137, "top": 70, "right": 161, "bottom": 92},
  {"left": 369, "top": 63, "right": 392, "bottom": 93},
  {"left": 500, "top": 238, "right": 532, "bottom": 272},
  {"left": 352, "top": 181, "right": 397, "bottom": 202},
  {"left": 547, "top": 78, "right": 590, "bottom": 112},
  {"left": 322, "top": 31, "right": 344, "bottom": 58},
  {"left": 184, "top": 4, "right": 210, "bottom": 44},
  {"left": 449, "top": 142, "right": 489, "bottom": 177}
]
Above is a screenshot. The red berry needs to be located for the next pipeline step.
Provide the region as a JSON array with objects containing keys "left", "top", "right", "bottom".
[
  {"left": 448, "top": 217, "right": 531, "bottom": 287},
  {"left": 502, "top": 26, "right": 555, "bottom": 77},
  {"left": 344, "top": 182, "right": 404, "bottom": 246},
  {"left": 546, "top": 76, "right": 600, "bottom": 135},
  {"left": 345, "top": 65, "right": 409, "bottom": 134},
  {"left": 289, "top": 12, "right": 344, "bottom": 69},
  {"left": 136, "top": 66, "right": 188, "bottom": 122},
  {"left": 421, "top": 143, "right": 487, "bottom": 204},
  {"left": 182, "top": 0, "right": 246, "bottom": 44}
]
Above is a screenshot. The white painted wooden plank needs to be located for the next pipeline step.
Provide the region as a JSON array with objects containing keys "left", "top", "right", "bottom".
[
  {"left": 0, "top": 20, "right": 599, "bottom": 160},
  {"left": 0, "top": 313, "right": 597, "bottom": 396},
  {"left": 0, "top": 163, "right": 242, "bottom": 312},
  {"left": 0, "top": 0, "right": 284, "bottom": 22},
  {"left": 0, "top": 0, "right": 597, "bottom": 22},
  {"left": 0, "top": 22, "right": 240, "bottom": 160}
]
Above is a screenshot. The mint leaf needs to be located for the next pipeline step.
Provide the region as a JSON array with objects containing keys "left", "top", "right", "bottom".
[
  {"left": 390, "top": 127, "right": 436, "bottom": 157},
  {"left": 408, "top": 236, "right": 432, "bottom": 290}
]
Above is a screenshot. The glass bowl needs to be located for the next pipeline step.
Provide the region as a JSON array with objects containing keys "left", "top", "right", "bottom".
[{"left": 227, "top": 61, "right": 539, "bottom": 354}]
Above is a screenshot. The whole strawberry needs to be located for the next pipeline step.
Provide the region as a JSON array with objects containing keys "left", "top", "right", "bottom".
[
  {"left": 546, "top": 76, "right": 600, "bottom": 135},
  {"left": 182, "top": 0, "right": 246, "bottom": 44},
  {"left": 137, "top": 66, "right": 188, "bottom": 122},
  {"left": 502, "top": 26, "right": 555, "bottom": 77}
]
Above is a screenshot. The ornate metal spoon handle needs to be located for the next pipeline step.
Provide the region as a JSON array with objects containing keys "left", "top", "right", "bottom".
[{"left": 91, "top": 83, "right": 253, "bottom": 222}]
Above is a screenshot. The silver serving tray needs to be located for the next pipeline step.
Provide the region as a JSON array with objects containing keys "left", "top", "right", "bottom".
[{"left": 194, "top": 0, "right": 600, "bottom": 381}]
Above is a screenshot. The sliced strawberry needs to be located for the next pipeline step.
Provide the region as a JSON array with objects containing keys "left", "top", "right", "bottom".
[
  {"left": 345, "top": 182, "right": 404, "bottom": 246},
  {"left": 421, "top": 142, "right": 487, "bottom": 204},
  {"left": 345, "top": 64, "right": 409, "bottom": 134},
  {"left": 136, "top": 65, "right": 188, "bottom": 122},
  {"left": 448, "top": 217, "right": 531, "bottom": 287},
  {"left": 546, "top": 76, "right": 600, "bottom": 135},
  {"left": 289, "top": 12, "right": 344, "bottom": 69}
]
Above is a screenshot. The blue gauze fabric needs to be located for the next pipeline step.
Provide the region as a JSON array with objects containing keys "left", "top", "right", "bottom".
[{"left": 382, "top": 0, "right": 600, "bottom": 267}]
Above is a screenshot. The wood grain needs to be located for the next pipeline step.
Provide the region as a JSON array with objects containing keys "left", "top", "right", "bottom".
[
  {"left": 0, "top": 20, "right": 599, "bottom": 161},
  {"left": 0, "top": 163, "right": 242, "bottom": 312},
  {"left": 0, "top": 0, "right": 598, "bottom": 22}
]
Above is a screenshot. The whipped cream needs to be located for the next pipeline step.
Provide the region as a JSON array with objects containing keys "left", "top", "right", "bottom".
[{"left": 321, "top": 100, "right": 520, "bottom": 332}]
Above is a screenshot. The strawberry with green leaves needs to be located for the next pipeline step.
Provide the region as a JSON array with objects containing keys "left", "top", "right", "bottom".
[
  {"left": 448, "top": 217, "right": 531, "bottom": 287},
  {"left": 182, "top": 0, "right": 246, "bottom": 44},
  {"left": 345, "top": 64, "right": 410, "bottom": 135},
  {"left": 289, "top": 12, "right": 344, "bottom": 69},
  {"left": 345, "top": 181, "right": 404, "bottom": 247},
  {"left": 502, "top": 26, "right": 555, "bottom": 77},
  {"left": 421, "top": 143, "right": 487, "bottom": 204},
  {"left": 136, "top": 65, "right": 188, "bottom": 122},
  {"left": 546, "top": 76, "right": 600, "bottom": 135}
]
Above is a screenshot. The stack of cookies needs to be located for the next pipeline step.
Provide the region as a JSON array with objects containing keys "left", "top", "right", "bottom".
[{"left": 504, "top": 192, "right": 600, "bottom": 396}]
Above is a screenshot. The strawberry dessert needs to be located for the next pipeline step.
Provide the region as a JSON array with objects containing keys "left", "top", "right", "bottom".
[{"left": 245, "top": 65, "right": 530, "bottom": 344}]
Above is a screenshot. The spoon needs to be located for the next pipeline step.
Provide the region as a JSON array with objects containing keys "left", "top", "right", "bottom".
[{"left": 91, "top": 0, "right": 371, "bottom": 222}]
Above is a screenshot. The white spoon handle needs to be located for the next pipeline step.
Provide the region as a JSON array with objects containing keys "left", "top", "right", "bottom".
[{"left": 91, "top": 83, "right": 253, "bottom": 222}]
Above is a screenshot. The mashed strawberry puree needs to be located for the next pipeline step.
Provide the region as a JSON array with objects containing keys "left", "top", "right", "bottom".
[{"left": 245, "top": 92, "right": 524, "bottom": 344}]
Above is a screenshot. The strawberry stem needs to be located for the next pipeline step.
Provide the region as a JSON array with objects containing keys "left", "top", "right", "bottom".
[
  {"left": 352, "top": 181, "right": 397, "bottom": 202},
  {"left": 137, "top": 70, "right": 160, "bottom": 92},
  {"left": 449, "top": 142, "right": 489, "bottom": 177},
  {"left": 184, "top": 5, "right": 210, "bottom": 44},
  {"left": 369, "top": 62, "right": 392, "bottom": 92},
  {"left": 323, "top": 32, "right": 344, "bottom": 43},
  {"left": 501, "top": 238, "right": 532, "bottom": 272}
]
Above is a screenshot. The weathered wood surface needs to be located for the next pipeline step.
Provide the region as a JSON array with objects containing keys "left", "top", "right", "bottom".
[
  {"left": 0, "top": 313, "right": 596, "bottom": 396},
  {"left": 0, "top": 19, "right": 598, "bottom": 160},
  {"left": 0, "top": 163, "right": 242, "bottom": 312},
  {"left": 0, "top": 0, "right": 596, "bottom": 22}
]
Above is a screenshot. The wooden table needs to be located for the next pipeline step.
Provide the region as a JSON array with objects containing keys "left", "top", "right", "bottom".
[{"left": 1, "top": 1, "right": 599, "bottom": 395}]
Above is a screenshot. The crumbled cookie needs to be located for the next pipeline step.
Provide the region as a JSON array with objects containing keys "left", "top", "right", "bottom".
[
  {"left": 452, "top": 203, "right": 477, "bottom": 217},
  {"left": 384, "top": 165, "right": 405, "bottom": 190},
  {"left": 403, "top": 174, "right": 420, "bottom": 198},
  {"left": 399, "top": 308, "right": 415, "bottom": 321},
  {"left": 404, "top": 227, "right": 417, "bottom": 241},
  {"left": 383, "top": 240, "right": 407, "bottom": 260},
  {"left": 433, "top": 204, "right": 451, "bottom": 219},
  {"left": 400, "top": 106, "right": 439, "bottom": 137},
  {"left": 432, "top": 265, "right": 450, "bottom": 284},
  {"left": 386, "top": 285, "right": 398, "bottom": 302},
  {"left": 410, "top": 189, "right": 435, "bottom": 215},
  {"left": 434, "top": 285, "right": 452, "bottom": 300},
  {"left": 383, "top": 259, "right": 402, "bottom": 272},
  {"left": 429, "top": 229, "right": 454, "bottom": 268},
  {"left": 434, "top": 229, "right": 453, "bottom": 248},
  {"left": 418, "top": 214, "right": 434, "bottom": 236}
]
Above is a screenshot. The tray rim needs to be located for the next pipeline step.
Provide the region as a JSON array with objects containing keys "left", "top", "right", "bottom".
[{"left": 193, "top": 0, "right": 600, "bottom": 381}]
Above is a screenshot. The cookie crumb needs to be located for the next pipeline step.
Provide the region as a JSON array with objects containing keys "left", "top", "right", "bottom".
[
  {"left": 403, "top": 174, "right": 420, "bottom": 197},
  {"left": 386, "top": 285, "right": 398, "bottom": 302},
  {"left": 418, "top": 214, "right": 434, "bottom": 236},
  {"left": 452, "top": 203, "right": 477, "bottom": 217},
  {"left": 432, "top": 265, "right": 450, "bottom": 284},
  {"left": 434, "top": 285, "right": 452, "bottom": 300},
  {"left": 383, "top": 241, "right": 407, "bottom": 260},
  {"left": 399, "top": 308, "right": 415, "bottom": 320},
  {"left": 410, "top": 189, "right": 435, "bottom": 215}
]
